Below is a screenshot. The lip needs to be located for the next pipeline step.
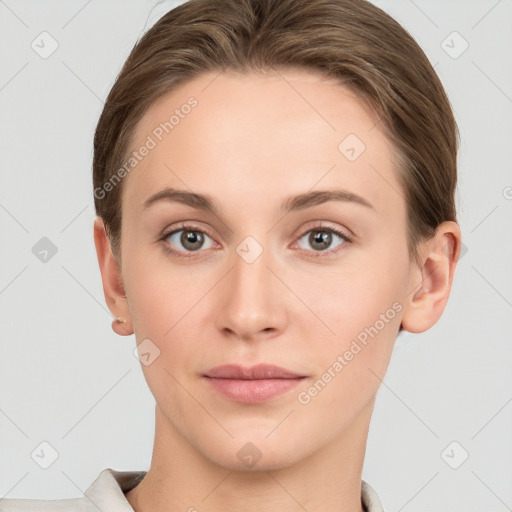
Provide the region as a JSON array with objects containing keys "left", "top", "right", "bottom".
[
  {"left": 203, "top": 364, "right": 306, "bottom": 404},
  {"left": 204, "top": 363, "right": 304, "bottom": 379}
]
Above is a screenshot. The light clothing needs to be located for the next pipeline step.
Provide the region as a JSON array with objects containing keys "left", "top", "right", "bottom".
[{"left": 0, "top": 468, "right": 386, "bottom": 511}]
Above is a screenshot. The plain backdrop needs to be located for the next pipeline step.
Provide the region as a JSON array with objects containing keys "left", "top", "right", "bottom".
[{"left": 0, "top": 1, "right": 511, "bottom": 511}]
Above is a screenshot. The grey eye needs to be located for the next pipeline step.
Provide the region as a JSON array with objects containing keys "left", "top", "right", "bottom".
[
  {"left": 297, "top": 229, "right": 345, "bottom": 252},
  {"left": 167, "top": 229, "right": 214, "bottom": 252}
]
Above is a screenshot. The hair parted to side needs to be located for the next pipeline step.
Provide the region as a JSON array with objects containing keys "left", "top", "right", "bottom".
[{"left": 93, "top": 0, "right": 458, "bottom": 268}]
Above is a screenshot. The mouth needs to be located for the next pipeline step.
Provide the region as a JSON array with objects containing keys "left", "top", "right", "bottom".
[{"left": 202, "top": 363, "right": 307, "bottom": 404}]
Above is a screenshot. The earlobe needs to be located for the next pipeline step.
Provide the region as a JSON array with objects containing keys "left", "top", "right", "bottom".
[
  {"left": 93, "top": 217, "right": 134, "bottom": 336},
  {"left": 401, "top": 221, "right": 461, "bottom": 334},
  {"left": 111, "top": 316, "right": 133, "bottom": 336}
]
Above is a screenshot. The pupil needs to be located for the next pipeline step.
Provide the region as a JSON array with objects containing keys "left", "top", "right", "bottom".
[
  {"left": 182, "top": 230, "right": 203, "bottom": 251},
  {"left": 311, "top": 231, "right": 331, "bottom": 250}
]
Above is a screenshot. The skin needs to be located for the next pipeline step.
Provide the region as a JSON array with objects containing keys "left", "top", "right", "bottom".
[{"left": 94, "top": 69, "right": 461, "bottom": 512}]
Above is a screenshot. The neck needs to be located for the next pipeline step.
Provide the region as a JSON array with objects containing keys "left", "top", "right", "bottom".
[{"left": 125, "top": 399, "right": 374, "bottom": 512}]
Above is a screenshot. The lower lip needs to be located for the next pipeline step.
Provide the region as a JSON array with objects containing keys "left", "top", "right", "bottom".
[{"left": 204, "top": 377, "right": 305, "bottom": 404}]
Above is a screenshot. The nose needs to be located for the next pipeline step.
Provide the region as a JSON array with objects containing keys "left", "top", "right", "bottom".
[{"left": 215, "top": 239, "right": 288, "bottom": 342}]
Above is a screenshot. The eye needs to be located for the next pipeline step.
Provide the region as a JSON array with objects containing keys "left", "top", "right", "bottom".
[
  {"left": 159, "top": 222, "right": 353, "bottom": 259},
  {"left": 160, "top": 223, "right": 216, "bottom": 257},
  {"left": 295, "top": 225, "right": 352, "bottom": 256}
]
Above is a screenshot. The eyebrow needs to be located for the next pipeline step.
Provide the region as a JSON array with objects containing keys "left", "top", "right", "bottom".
[{"left": 142, "top": 187, "right": 375, "bottom": 214}]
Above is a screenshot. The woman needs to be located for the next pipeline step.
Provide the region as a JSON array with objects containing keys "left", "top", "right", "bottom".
[{"left": 1, "top": 0, "right": 461, "bottom": 510}]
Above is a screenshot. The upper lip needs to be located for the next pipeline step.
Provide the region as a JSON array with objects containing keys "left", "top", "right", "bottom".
[{"left": 204, "top": 363, "right": 304, "bottom": 379}]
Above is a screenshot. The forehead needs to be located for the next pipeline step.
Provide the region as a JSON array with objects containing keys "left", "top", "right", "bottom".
[{"left": 123, "top": 69, "right": 401, "bottom": 217}]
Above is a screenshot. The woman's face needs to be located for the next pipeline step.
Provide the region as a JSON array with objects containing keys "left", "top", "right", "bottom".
[{"left": 119, "top": 69, "right": 415, "bottom": 470}]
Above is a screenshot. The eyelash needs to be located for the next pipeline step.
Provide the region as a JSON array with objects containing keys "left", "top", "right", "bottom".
[{"left": 158, "top": 222, "right": 353, "bottom": 259}]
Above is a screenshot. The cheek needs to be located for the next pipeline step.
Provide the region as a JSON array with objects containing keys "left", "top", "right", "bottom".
[
  {"left": 295, "top": 259, "right": 404, "bottom": 373},
  {"left": 298, "top": 260, "right": 400, "bottom": 330},
  {"left": 295, "top": 273, "right": 403, "bottom": 420},
  {"left": 124, "top": 255, "right": 209, "bottom": 368},
  {"left": 123, "top": 245, "right": 201, "bottom": 330}
]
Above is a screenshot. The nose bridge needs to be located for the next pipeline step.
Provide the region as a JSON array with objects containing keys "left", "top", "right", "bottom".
[
  {"left": 217, "top": 234, "right": 285, "bottom": 338},
  {"left": 232, "top": 234, "right": 273, "bottom": 305}
]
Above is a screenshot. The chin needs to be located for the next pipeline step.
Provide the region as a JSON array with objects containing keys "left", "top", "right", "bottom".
[{"left": 198, "top": 435, "right": 312, "bottom": 473}]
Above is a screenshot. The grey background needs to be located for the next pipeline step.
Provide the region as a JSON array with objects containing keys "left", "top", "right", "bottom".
[{"left": 0, "top": 0, "right": 511, "bottom": 510}]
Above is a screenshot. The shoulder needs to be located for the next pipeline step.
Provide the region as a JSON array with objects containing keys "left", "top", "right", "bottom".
[
  {"left": 0, "top": 497, "right": 88, "bottom": 512},
  {"left": 0, "top": 468, "right": 146, "bottom": 512},
  {"left": 361, "top": 479, "right": 387, "bottom": 512}
]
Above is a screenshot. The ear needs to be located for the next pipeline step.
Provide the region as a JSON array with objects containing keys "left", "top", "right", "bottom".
[
  {"left": 93, "top": 217, "right": 133, "bottom": 336},
  {"left": 401, "top": 221, "right": 462, "bottom": 333}
]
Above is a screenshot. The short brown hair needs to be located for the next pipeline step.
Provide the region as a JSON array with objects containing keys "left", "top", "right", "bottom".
[{"left": 93, "top": 0, "right": 458, "bottom": 267}]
